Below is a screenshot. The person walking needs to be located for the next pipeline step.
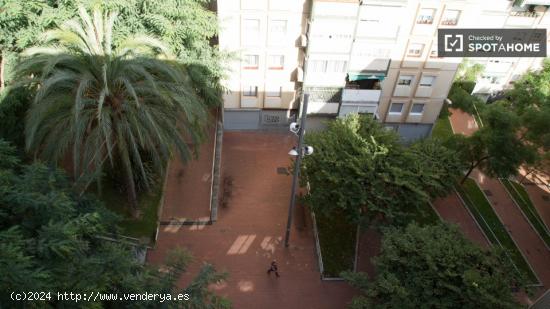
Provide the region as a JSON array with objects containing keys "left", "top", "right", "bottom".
[{"left": 267, "top": 260, "right": 280, "bottom": 278}]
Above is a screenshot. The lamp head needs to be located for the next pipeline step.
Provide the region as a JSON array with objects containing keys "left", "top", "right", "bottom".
[
  {"left": 289, "top": 122, "right": 300, "bottom": 134},
  {"left": 288, "top": 147, "right": 299, "bottom": 156}
]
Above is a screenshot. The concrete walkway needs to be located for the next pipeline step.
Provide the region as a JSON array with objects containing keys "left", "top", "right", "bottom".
[{"left": 148, "top": 132, "right": 355, "bottom": 308}]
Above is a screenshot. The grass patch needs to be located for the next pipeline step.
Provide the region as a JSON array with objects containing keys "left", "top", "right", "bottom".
[
  {"left": 502, "top": 179, "right": 550, "bottom": 248},
  {"left": 432, "top": 116, "right": 454, "bottom": 140},
  {"left": 456, "top": 179, "right": 539, "bottom": 283},
  {"left": 408, "top": 203, "right": 440, "bottom": 226},
  {"left": 98, "top": 178, "right": 162, "bottom": 243},
  {"left": 315, "top": 212, "right": 356, "bottom": 277}
]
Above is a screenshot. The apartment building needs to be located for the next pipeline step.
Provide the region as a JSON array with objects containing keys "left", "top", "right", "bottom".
[
  {"left": 469, "top": 1, "right": 550, "bottom": 100},
  {"left": 216, "top": 0, "right": 549, "bottom": 139},
  {"left": 216, "top": 0, "right": 309, "bottom": 130},
  {"left": 304, "top": 0, "right": 472, "bottom": 140}
]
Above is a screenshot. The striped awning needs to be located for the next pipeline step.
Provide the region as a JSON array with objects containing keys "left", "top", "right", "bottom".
[{"left": 348, "top": 72, "right": 386, "bottom": 81}]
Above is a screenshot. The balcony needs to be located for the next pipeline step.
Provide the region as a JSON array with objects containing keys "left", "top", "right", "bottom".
[
  {"left": 342, "top": 74, "right": 383, "bottom": 103},
  {"left": 339, "top": 76, "right": 382, "bottom": 118},
  {"left": 514, "top": 0, "right": 550, "bottom": 7},
  {"left": 342, "top": 89, "right": 381, "bottom": 103}
]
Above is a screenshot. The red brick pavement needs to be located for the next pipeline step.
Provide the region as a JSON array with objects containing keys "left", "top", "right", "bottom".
[
  {"left": 448, "top": 109, "right": 549, "bottom": 298},
  {"left": 159, "top": 125, "right": 215, "bottom": 222},
  {"left": 148, "top": 132, "right": 355, "bottom": 308},
  {"left": 471, "top": 170, "right": 550, "bottom": 288},
  {"left": 355, "top": 228, "right": 381, "bottom": 277},
  {"left": 432, "top": 193, "right": 490, "bottom": 248},
  {"left": 523, "top": 182, "right": 550, "bottom": 231},
  {"left": 519, "top": 170, "right": 550, "bottom": 230},
  {"left": 448, "top": 107, "right": 477, "bottom": 136},
  {"left": 431, "top": 109, "right": 490, "bottom": 248}
]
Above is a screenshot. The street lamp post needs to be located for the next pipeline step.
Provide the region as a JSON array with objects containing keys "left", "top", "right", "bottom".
[{"left": 284, "top": 93, "right": 309, "bottom": 248}]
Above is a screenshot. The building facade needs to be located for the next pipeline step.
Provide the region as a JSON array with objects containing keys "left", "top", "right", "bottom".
[
  {"left": 216, "top": 0, "right": 549, "bottom": 139},
  {"left": 470, "top": 1, "right": 550, "bottom": 100},
  {"left": 216, "top": 0, "right": 309, "bottom": 130}
]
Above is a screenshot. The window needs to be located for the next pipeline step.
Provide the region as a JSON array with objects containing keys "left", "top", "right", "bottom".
[
  {"left": 243, "top": 19, "right": 260, "bottom": 43},
  {"left": 309, "top": 60, "right": 347, "bottom": 73},
  {"left": 441, "top": 10, "right": 460, "bottom": 26},
  {"left": 268, "top": 55, "right": 284, "bottom": 69},
  {"left": 244, "top": 19, "right": 260, "bottom": 32},
  {"left": 417, "top": 8, "right": 435, "bottom": 24},
  {"left": 429, "top": 48, "right": 441, "bottom": 59},
  {"left": 310, "top": 60, "right": 327, "bottom": 73},
  {"left": 243, "top": 85, "right": 258, "bottom": 97},
  {"left": 407, "top": 43, "right": 425, "bottom": 57},
  {"left": 327, "top": 60, "right": 347, "bottom": 73},
  {"left": 243, "top": 54, "right": 259, "bottom": 69},
  {"left": 419, "top": 76, "right": 436, "bottom": 87},
  {"left": 270, "top": 20, "right": 287, "bottom": 35},
  {"left": 397, "top": 75, "right": 413, "bottom": 86},
  {"left": 410, "top": 103, "right": 424, "bottom": 115},
  {"left": 355, "top": 47, "right": 392, "bottom": 58},
  {"left": 389, "top": 103, "right": 404, "bottom": 114},
  {"left": 481, "top": 75, "right": 504, "bottom": 84},
  {"left": 266, "top": 86, "right": 282, "bottom": 97}
]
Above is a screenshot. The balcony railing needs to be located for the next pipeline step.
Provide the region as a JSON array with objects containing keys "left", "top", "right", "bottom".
[
  {"left": 510, "top": 10, "right": 540, "bottom": 17},
  {"left": 305, "top": 87, "right": 342, "bottom": 103},
  {"left": 441, "top": 19, "right": 459, "bottom": 25}
]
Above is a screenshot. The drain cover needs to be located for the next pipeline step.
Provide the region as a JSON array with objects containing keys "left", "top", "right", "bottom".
[
  {"left": 483, "top": 190, "right": 493, "bottom": 196},
  {"left": 277, "top": 167, "right": 289, "bottom": 175}
]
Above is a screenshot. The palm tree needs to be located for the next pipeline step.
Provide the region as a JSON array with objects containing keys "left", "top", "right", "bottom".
[{"left": 16, "top": 7, "right": 212, "bottom": 216}]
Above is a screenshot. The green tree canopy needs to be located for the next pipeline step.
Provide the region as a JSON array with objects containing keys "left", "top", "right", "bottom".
[
  {"left": 445, "top": 104, "right": 538, "bottom": 183},
  {"left": 343, "top": 223, "right": 522, "bottom": 309},
  {"left": 0, "top": 139, "right": 229, "bottom": 308},
  {"left": 302, "top": 115, "right": 463, "bottom": 225},
  {"left": 15, "top": 8, "right": 214, "bottom": 214},
  {"left": 1, "top": 0, "right": 224, "bottom": 98},
  {"left": 504, "top": 59, "right": 550, "bottom": 151}
]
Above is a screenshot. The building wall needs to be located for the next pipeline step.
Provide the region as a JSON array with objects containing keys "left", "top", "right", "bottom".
[
  {"left": 469, "top": 1, "right": 549, "bottom": 96},
  {"left": 217, "top": 0, "right": 549, "bottom": 137},
  {"left": 303, "top": 0, "right": 469, "bottom": 140},
  {"left": 217, "top": 0, "right": 309, "bottom": 113}
]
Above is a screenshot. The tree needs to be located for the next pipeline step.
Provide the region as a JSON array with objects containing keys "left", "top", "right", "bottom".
[
  {"left": 302, "top": 115, "right": 462, "bottom": 226},
  {"left": 407, "top": 138, "right": 467, "bottom": 197},
  {"left": 342, "top": 223, "right": 522, "bottom": 309},
  {"left": 0, "top": 139, "right": 230, "bottom": 308},
  {"left": 456, "top": 59, "right": 485, "bottom": 84},
  {"left": 1, "top": 0, "right": 224, "bottom": 97},
  {"left": 505, "top": 60, "right": 550, "bottom": 152},
  {"left": 446, "top": 104, "right": 537, "bottom": 183},
  {"left": 16, "top": 8, "right": 213, "bottom": 216}
]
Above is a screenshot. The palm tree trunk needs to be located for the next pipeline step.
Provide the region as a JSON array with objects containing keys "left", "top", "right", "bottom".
[
  {"left": 125, "top": 165, "right": 139, "bottom": 218},
  {"left": 0, "top": 50, "right": 5, "bottom": 92}
]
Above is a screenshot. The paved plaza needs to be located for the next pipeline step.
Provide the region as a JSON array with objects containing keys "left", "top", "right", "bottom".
[{"left": 148, "top": 132, "right": 356, "bottom": 308}]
